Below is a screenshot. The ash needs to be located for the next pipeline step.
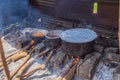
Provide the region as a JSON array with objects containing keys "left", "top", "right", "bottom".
[{"left": 0, "top": 39, "right": 58, "bottom": 80}]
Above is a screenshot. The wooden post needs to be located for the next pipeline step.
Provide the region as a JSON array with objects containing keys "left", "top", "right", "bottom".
[
  {"left": 0, "top": 37, "right": 10, "bottom": 80},
  {"left": 118, "top": 0, "right": 120, "bottom": 54}
]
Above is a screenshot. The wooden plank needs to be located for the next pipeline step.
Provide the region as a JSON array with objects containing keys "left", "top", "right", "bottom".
[
  {"left": 118, "top": 2, "right": 120, "bottom": 54},
  {"left": 0, "top": 37, "right": 10, "bottom": 80}
]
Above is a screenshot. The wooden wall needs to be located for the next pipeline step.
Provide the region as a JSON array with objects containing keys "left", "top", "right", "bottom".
[{"left": 30, "top": 0, "right": 119, "bottom": 30}]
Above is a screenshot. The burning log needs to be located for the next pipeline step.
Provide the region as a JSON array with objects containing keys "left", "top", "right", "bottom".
[
  {"left": 56, "top": 59, "right": 74, "bottom": 80},
  {"left": 62, "top": 64, "right": 77, "bottom": 80},
  {"left": 57, "top": 55, "right": 79, "bottom": 80},
  {"left": 50, "top": 50, "right": 66, "bottom": 69},
  {"left": 77, "top": 52, "right": 101, "bottom": 80}
]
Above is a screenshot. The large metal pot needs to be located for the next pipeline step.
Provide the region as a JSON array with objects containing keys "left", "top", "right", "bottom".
[{"left": 60, "top": 28, "right": 98, "bottom": 56}]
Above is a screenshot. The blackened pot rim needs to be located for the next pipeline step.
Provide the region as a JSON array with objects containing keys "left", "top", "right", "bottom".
[{"left": 45, "top": 30, "right": 63, "bottom": 39}]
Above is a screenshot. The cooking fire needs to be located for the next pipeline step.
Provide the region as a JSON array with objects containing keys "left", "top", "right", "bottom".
[
  {"left": 0, "top": 27, "right": 119, "bottom": 80},
  {"left": 0, "top": 0, "right": 119, "bottom": 80}
]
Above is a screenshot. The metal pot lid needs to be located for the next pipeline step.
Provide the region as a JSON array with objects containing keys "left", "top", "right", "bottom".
[
  {"left": 60, "top": 28, "right": 97, "bottom": 43},
  {"left": 45, "top": 30, "right": 63, "bottom": 39}
]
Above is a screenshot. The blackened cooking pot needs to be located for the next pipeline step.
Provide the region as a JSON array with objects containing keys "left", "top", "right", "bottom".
[
  {"left": 26, "top": 29, "right": 48, "bottom": 43},
  {"left": 60, "top": 28, "right": 98, "bottom": 56},
  {"left": 44, "top": 30, "right": 63, "bottom": 48}
]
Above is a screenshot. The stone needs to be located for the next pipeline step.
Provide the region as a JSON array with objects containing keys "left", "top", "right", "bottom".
[
  {"left": 113, "top": 71, "right": 120, "bottom": 80},
  {"left": 93, "top": 53, "right": 120, "bottom": 80},
  {"left": 105, "top": 53, "right": 120, "bottom": 61},
  {"left": 94, "top": 45, "right": 104, "bottom": 53},
  {"left": 93, "top": 61, "right": 114, "bottom": 80},
  {"left": 77, "top": 52, "right": 101, "bottom": 80},
  {"left": 104, "top": 47, "right": 118, "bottom": 54},
  {"left": 115, "top": 66, "right": 120, "bottom": 74}
]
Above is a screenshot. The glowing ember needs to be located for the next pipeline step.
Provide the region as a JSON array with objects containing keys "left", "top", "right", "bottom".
[
  {"left": 31, "top": 46, "right": 35, "bottom": 49},
  {"left": 31, "top": 40, "right": 35, "bottom": 44},
  {"left": 67, "top": 54, "right": 80, "bottom": 64},
  {"left": 74, "top": 56, "right": 80, "bottom": 64}
]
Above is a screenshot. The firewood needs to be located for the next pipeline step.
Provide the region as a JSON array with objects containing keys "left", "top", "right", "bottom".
[
  {"left": 29, "top": 42, "right": 45, "bottom": 55},
  {"left": 4, "top": 55, "right": 30, "bottom": 80},
  {"left": 0, "top": 51, "right": 29, "bottom": 68},
  {"left": 16, "top": 48, "right": 51, "bottom": 80},
  {"left": 23, "top": 49, "right": 55, "bottom": 78},
  {"left": 56, "top": 59, "right": 74, "bottom": 80},
  {"left": 62, "top": 64, "right": 77, "bottom": 80},
  {"left": 0, "top": 51, "right": 27, "bottom": 68},
  {"left": 4, "top": 42, "right": 45, "bottom": 80},
  {"left": 0, "top": 40, "right": 34, "bottom": 68},
  {"left": 20, "top": 39, "right": 35, "bottom": 51},
  {"left": 0, "top": 58, "right": 11, "bottom": 68},
  {"left": 76, "top": 59, "right": 84, "bottom": 76},
  {"left": 0, "top": 50, "right": 20, "bottom": 62},
  {"left": 44, "top": 49, "right": 55, "bottom": 66},
  {"left": 0, "top": 37, "right": 10, "bottom": 80},
  {"left": 54, "top": 52, "right": 66, "bottom": 69},
  {"left": 11, "top": 51, "right": 28, "bottom": 62},
  {"left": 38, "top": 48, "right": 51, "bottom": 57},
  {"left": 16, "top": 57, "right": 35, "bottom": 80},
  {"left": 4, "top": 41, "right": 40, "bottom": 80},
  {"left": 50, "top": 50, "right": 65, "bottom": 69},
  {"left": 23, "top": 64, "right": 45, "bottom": 78}
]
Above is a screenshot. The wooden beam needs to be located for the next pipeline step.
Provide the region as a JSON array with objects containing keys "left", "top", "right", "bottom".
[
  {"left": 0, "top": 37, "right": 10, "bottom": 80},
  {"left": 119, "top": 1, "right": 120, "bottom": 54}
]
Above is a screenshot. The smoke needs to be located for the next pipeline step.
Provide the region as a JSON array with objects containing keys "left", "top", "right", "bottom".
[{"left": 0, "top": 0, "right": 30, "bottom": 30}]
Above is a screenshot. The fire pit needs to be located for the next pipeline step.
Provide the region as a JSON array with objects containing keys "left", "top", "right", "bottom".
[
  {"left": 0, "top": 27, "right": 119, "bottom": 80},
  {"left": 60, "top": 28, "right": 98, "bottom": 56}
]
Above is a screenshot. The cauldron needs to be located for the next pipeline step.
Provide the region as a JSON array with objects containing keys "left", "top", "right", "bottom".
[
  {"left": 60, "top": 28, "right": 98, "bottom": 56},
  {"left": 44, "top": 30, "right": 63, "bottom": 47}
]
